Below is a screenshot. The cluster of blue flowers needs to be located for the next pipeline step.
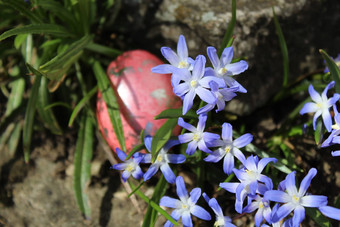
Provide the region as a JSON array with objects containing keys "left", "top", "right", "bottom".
[{"left": 112, "top": 35, "right": 340, "bottom": 226}]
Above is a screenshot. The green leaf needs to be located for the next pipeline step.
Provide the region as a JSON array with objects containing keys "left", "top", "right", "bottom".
[
  {"left": 142, "top": 176, "right": 168, "bottom": 227},
  {"left": 129, "top": 181, "right": 178, "bottom": 226},
  {"left": 320, "top": 49, "right": 340, "bottom": 93},
  {"left": 314, "top": 120, "right": 323, "bottom": 145},
  {"left": 73, "top": 113, "right": 93, "bottom": 219},
  {"left": 36, "top": 76, "right": 63, "bottom": 135},
  {"left": 306, "top": 208, "right": 331, "bottom": 227},
  {"left": 154, "top": 108, "right": 197, "bottom": 120},
  {"left": 0, "top": 24, "right": 72, "bottom": 42},
  {"left": 68, "top": 85, "right": 98, "bottom": 127},
  {"left": 217, "top": 0, "right": 236, "bottom": 56},
  {"left": 0, "top": 0, "right": 43, "bottom": 23},
  {"left": 125, "top": 143, "right": 145, "bottom": 160},
  {"left": 23, "top": 63, "right": 42, "bottom": 163},
  {"left": 92, "top": 61, "right": 126, "bottom": 151},
  {"left": 273, "top": 7, "right": 289, "bottom": 87},
  {"left": 151, "top": 118, "right": 178, "bottom": 162},
  {"left": 40, "top": 35, "right": 92, "bottom": 82},
  {"left": 86, "top": 42, "right": 121, "bottom": 57},
  {"left": 38, "top": 0, "right": 79, "bottom": 31},
  {"left": 14, "top": 34, "right": 28, "bottom": 49}
]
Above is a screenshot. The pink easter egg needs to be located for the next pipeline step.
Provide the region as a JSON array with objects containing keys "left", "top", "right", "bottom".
[{"left": 96, "top": 50, "right": 181, "bottom": 153}]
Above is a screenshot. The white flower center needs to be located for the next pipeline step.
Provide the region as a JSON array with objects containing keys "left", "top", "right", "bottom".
[
  {"left": 214, "top": 217, "right": 225, "bottom": 227},
  {"left": 292, "top": 195, "right": 301, "bottom": 204},
  {"left": 126, "top": 163, "right": 136, "bottom": 173},
  {"left": 218, "top": 67, "right": 227, "bottom": 75},
  {"left": 193, "top": 133, "right": 202, "bottom": 142},
  {"left": 332, "top": 124, "right": 340, "bottom": 130},
  {"left": 190, "top": 80, "right": 198, "bottom": 88},
  {"left": 178, "top": 61, "right": 188, "bottom": 68}
]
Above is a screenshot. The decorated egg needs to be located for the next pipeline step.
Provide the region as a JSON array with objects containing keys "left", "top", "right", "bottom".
[{"left": 96, "top": 50, "right": 181, "bottom": 153}]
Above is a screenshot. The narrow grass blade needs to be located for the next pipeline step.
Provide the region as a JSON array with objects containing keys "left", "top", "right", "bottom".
[
  {"left": 0, "top": 24, "right": 72, "bottom": 41},
  {"left": 154, "top": 108, "right": 197, "bottom": 120},
  {"left": 73, "top": 113, "right": 93, "bottom": 219},
  {"left": 151, "top": 118, "right": 178, "bottom": 162},
  {"left": 40, "top": 35, "right": 92, "bottom": 81},
  {"left": 8, "top": 122, "right": 23, "bottom": 155},
  {"left": 0, "top": 0, "right": 43, "bottom": 23},
  {"left": 92, "top": 61, "right": 126, "bottom": 151},
  {"left": 23, "top": 63, "right": 42, "bottom": 163},
  {"left": 86, "top": 42, "right": 122, "bottom": 57},
  {"left": 44, "top": 102, "right": 72, "bottom": 111},
  {"left": 314, "top": 120, "right": 323, "bottom": 145},
  {"left": 37, "top": 76, "right": 63, "bottom": 135},
  {"left": 68, "top": 85, "right": 98, "bottom": 127},
  {"left": 125, "top": 143, "right": 145, "bottom": 160},
  {"left": 217, "top": 0, "right": 236, "bottom": 57},
  {"left": 38, "top": 0, "right": 79, "bottom": 31},
  {"left": 142, "top": 176, "right": 168, "bottom": 227},
  {"left": 129, "top": 181, "right": 178, "bottom": 226},
  {"left": 320, "top": 49, "right": 340, "bottom": 93},
  {"left": 273, "top": 7, "right": 289, "bottom": 87}
]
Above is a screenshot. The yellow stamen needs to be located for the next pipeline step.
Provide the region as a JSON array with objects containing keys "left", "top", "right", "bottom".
[
  {"left": 156, "top": 155, "right": 163, "bottom": 162},
  {"left": 218, "top": 68, "right": 227, "bottom": 75},
  {"left": 292, "top": 195, "right": 300, "bottom": 203},
  {"left": 178, "top": 61, "right": 188, "bottom": 68},
  {"left": 126, "top": 164, "right": 135, "bottom": 172},
  {"left": 225, "top": 146, "right": 231, "bottom": 153},
  {"left": 193, "top": 133, "right": 201, "bottom": 142},
  {"left": 190, "top": 80, "right": 198, "bottom": 88},
  {"left": 332, "top": 124, "right": 340, "bottom": 130},
  {"left": 259, "top": 201, "right": 264, "bottom": 209}
]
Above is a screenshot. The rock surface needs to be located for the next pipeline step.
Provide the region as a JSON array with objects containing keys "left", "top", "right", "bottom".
[{"left": 116, "top": 0, "right": 340, "bottom": 115}]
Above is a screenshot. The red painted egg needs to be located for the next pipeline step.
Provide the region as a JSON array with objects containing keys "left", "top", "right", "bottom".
[{"left": 96, "top": 50, "right": 181, "bottom": 153}]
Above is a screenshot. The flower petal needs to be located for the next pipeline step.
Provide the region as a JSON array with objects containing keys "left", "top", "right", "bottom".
[
  {"left": 292, "top": 205, "right": 305, "bottom": 227},
  {"left": 160, "top": 163, "right": 176, "bottom": 184},
  {"left": 221, "top": 47, "right": 233, "bottom": 66},
  {"left": 192, "top": 55, "right": 206, "bottom": 80},
  {"left": 312, "top": 110, "right": 322, "bottom": 130},
  {"left": 116, "top": 148, "right": 127, "bottom": 161},
  {"left": 189, "top": 188, "right": 201, "bottom": 204},
  {"left": 322, "top": 109, "right": 333, "bottom": 132},
  {"left": 143, "top": 164, "right": 160, "bottom": 181},
  {"left": 254, "top": 208, "right": 264, "bottom": 227},
  {"left": 197, "top": 114, "right": 207, "bottom": 132},
  {"left": 319, "top": 206, "right": 340, "bottom": 221},
  {"left": 161, "top": 47, "right": 179, "bottom": 66},
  {"left": 219, "top": 182, "right": 239, "bottom": 193},
  {"left": 186, "top": 141, "right": 198, "bottom": 155},
  {"left": 207, "top": 46, "right": 219, "bottom": 69},
  {"left": 173, "top": 83, "right": 190, "bottom": 97},
  {"left": 178, "top": 117, "right": 196, "bottom": 132},
  {"left": 272, "top": 202, "right": 296, "bottom": 223},
  {"left": 121, "top": 170, "right": 131, "bottom": 182},
  {"left": 300, "top": 195, "right": 328, "bottom": 207},
  {"left": 298, "top": 168, "right": 317, "bottom": 196},
  {"left": 208, "top": 197, "right": 224, "bottom": 217},
  {"left": 308, "top": 84, "right": 322, "bottom": 103},
  {"left": 299, "top": 102, "right": 319, "bottom": 115},
  {"left": 112, "top": 163, "right": 127, "bottom": 171},
  {"left": 166, "top": 154, "right": 186, "bottom": 164},
  {"left": 160, "top": 196, "right": 181, "bottom": 208},
  {"left": 234, "top": 133, "right": 253, "bottom": 148},
  {"left": 176, "top": 176, "right": 188, "bottom": 200},
  {"left": 151, "top": 64, "right": 175, "bottom": 74},
  {"left": 191, "top": 205, "right": 211, "bottom": 221},
  {"left": 222, "top": 122, "right": 233, "bottom": 141},
  {"left": 264, "top": 190, "right": 291, "bottom": 203},
  {"left": 197, "top": 139, "right": 212, "bottom": 153},
  {"left": 331, "top": 150, "right": 340, "bottom": 156},
  {"left": 257, "top": 157, "right": 277, "bottom": 173},
  {"left": 182, "top": 89, "right": 196, "bottom": 115},
  {"left": 223, "top": 152, "right": 235, "bottom": 175},
  {"left": 196, "top": 87, "right": 216, "bottom": 104},
  {"left": 204, "top": 151, "right": 224, "bottom": 163},
  {"left": 321, "top": 81, "right": 335, "bottom": 100},
  {"left": 144, "top": 136, "right": 152, "bottom": 152},
  {"left": 132, "top": 166, "right": 143, "bottom": 179},
  {"left": 177, "top": 35, "right": 188, "bottom": 60},
  {"left": 225, "top": 60, "right": 248, "bottom": 75},
  {"left": 285, "top": 171, "right": 298, "bottom": 196},
  {"left": 182, "top": 212, "right": 193, "bottom": 227}
]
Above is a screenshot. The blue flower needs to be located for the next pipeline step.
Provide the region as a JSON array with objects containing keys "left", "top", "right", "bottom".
[
  {"left": 160, "top": 176, "right": 211, "bottom": 227},
  {"left": 142, "top": 136, "right": 186, "bottom": 184},
  {"left": 178, "top": 114, "right": 220, "bottom": 155},
  {"left": 197, "top": 81, "right": 238, "bottom": 114},
  {"left": 202, "top": 193, "right": 236, "bottom": 227},
  {"left": 206, "top": 46, "right": 248, "bottom": 93},
  {"left": 151, "top": 35, "right": 194, "bottom": 87},
  {"left": 321, "top": 105, "right": 340, "bottom": 156},
  {"left": 173, "top": 55, "right": 225, "bottom": 115},
  {"left": 204, "top": 122, "right": 253, "bottom": 175},
  {"left": 324, "top": 54, "right": 340, "bottom": 73},
  {"left": 300, "top": 81, "right": 340, "bottom": 132},
  {"left": 243, "top": 194, "right": 272, "bottom": 227},
  {"left": 319, "top": 205, "right": 340, "bottom": 221},
  {"left": 220, "top": 156, "right": 277, "bottom": 213},
  {"left": 264, "top": 168, "right": 328, "bottom": 226},
  {"left": 111, "top": 148, "right": 144, "bottom": 182}
]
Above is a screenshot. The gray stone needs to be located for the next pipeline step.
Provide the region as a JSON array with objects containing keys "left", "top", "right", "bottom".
[{"left": 120, "top": 0, "right": 340, "bottom": 115}]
